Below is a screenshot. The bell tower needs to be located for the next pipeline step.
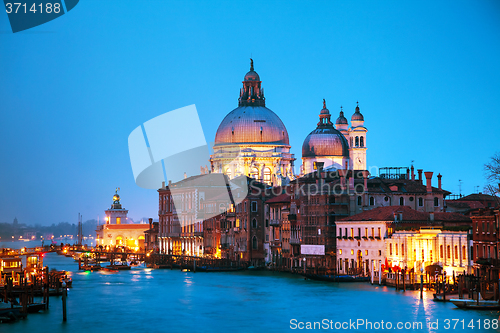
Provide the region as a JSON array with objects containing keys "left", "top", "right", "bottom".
[{"left": 348, "top": 102, "right": 367, "bottom": 170}]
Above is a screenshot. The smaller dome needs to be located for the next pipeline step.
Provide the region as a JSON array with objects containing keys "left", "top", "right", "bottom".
[
  {"left": 336, "top": 108, "right": 348, "bottom": 125},
  {"left": 113, "top": 194, "right": 120, "bottom": 202},
  {"left": 351, "top": 104, "right": 364, "bottom": 122},
  {"left": 320, "top": 99, "right": 329, "bottom": 114},
  {"left": 244, "top": 70, "right": 260, "bottom": 81}
]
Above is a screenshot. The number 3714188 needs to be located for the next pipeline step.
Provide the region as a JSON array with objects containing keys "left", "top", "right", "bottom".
[{"left": 5, "top": 3, "right": 61, "bottom": 14}]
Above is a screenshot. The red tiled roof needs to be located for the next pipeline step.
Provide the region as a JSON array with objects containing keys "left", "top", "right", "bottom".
[
  {"left": 446, "top": 201, "right": 485, "bottom": 210},
  {"left": 266, "top": 193, "right": 291, "bottom": 204},
  {"left": 339, "top": 206, "right": 471, "bottom": 222},
  {"left": 103, "top": 224, "right": 150, "bottom": 229}
]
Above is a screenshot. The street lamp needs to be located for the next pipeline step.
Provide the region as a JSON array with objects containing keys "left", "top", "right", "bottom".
[
  {"left": 303, "top": 257, "right": 307, "bottom": 275},
  {"left": 420, "top": 267, "right": 424, "bottom": 299}
]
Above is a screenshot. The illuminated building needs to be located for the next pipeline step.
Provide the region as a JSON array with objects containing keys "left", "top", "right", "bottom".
[
  {"left": 471, "top": 208, "right": 500, "bottom": 280},
  {"left": 210, "top": 60, "right": 295, "bottom": 186},
  {"left": 337, "top": 205, "right": 472, "bottom": 276},
  {"left": 95, "top": 190, "right": 148, "bottom": 248}
]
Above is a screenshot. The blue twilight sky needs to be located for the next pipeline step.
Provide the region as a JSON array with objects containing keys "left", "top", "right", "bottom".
[{"left": 0, "top": 1, "right": 499, "bottom": 226}]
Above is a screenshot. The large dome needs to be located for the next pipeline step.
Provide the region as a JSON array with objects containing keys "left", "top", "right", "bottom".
[
  {"left": 214, "top": 106, "right": 289, "bottom": 145},
  {"left": 302, "top": 127, "right": 349, "bottom": 157}
]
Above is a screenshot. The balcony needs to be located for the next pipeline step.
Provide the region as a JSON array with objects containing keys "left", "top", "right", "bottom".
[
  {"left": 290, "top": 238, "right": 301, "bottom": 245},
  {"left": 270, "top": 240, "right": 282, "bottom": 248},
  {"left": 270, "top": 219, "right": 280, "bottom": 226},
  {"left": 193, "top": 232, "right": 203, "bottom": 237}
]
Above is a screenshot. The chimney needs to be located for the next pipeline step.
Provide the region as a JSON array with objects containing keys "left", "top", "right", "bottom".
[
  {"left": 149, "top": 218, "right": 153, "bottom": 229},
  {"left": 184, "top": 172, "right": 187, "bottom": 179},
  {"left": 417, "top": 169, "right": 423, "bottom": 184},
  {"left": 411, "top": 165, "right": 415, "bottom": 180},
  {"left": 424, "top": 172, "right": 433, "bottom": 193},
  {"left": 429, "top": 212, "right": 435, "bottom": 221},
  {"left": 362, "top": 170, "right": 369, "bottom": 193},
  {"left": 394, "top": 212, "right": 398, "bottom": 222},
  {"left": 168, "top": 180, "right": 172, "bottom": 186},
  {"left": 437, "top": 174, "right": 442, "bottom": 190},
  {"left": 406, "top": 168, "right": 410, "bottom": 180},
  {"left": 162, "top": 181, "right": 165, "bottom": 189}
]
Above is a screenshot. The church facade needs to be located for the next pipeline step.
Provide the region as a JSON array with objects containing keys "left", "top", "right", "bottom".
[{"left": 210, "top": 60, "right": 368, "bottom": 183}]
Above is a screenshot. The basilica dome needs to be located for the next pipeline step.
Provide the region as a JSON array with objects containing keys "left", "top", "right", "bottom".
[
  {"left": 214, "top": 106, "right": 289, "bottom": 145},
  {"left": 302, "top": 100, "right": 349, "bottom": 158},
  {"left": 214, "top": 59, "right": 289, "bottom": 146}
]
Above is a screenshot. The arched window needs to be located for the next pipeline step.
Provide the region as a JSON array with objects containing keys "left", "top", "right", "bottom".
[
  {"left": 350, "top": 137, "right": 353, "bottom": 147},
  {"left": 434, "top": 197, "right": 439, "bottom": 207},
  {"left": 418, "top": 197, "right": 423, "bottom": 207},
  {"left": 250, "top": 167, "right": 259, "bottom": 179},
  {"left": 252, "top": 218, "right": 257, "bottom": 229},
  {"left": 357, "top": 196, "right": 362, "bottom": 206},
  {"left": 355, "top": 136, "right": 359, "bottom": 147},
  {"left": 399, "top": 197, "right": 404, "bottom": 206},
  {"left": 360, "top": 136, "right": 364, "bottom": 147},
  {"left": 225, "top": 168, "right": 232, "bottom": 179},
  {"left": 263, "top": 167, "right": 271, "bottom": 183},
  {"left": 369, "top": 197, "right": 374, "bottom": 206},
  {"left": 252, "top": 236, "right": 258, "bottom": 249}
]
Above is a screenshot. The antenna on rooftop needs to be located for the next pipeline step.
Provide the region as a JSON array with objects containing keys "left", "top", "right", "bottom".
[{"left": 458, "top": 180, "right": 463, "bottom": 197}]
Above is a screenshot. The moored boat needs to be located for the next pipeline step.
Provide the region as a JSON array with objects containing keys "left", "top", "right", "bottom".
[{"left": 450, "top": 298, "right": 500, "bottom": 310}]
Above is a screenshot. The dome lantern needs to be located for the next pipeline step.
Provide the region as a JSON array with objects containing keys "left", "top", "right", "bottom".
[
  {"left": 351, "top": 101, "right": 364, "bottom": 122},
  {"left": 239, "top": 58, "right": 265, "bottom": 107}
]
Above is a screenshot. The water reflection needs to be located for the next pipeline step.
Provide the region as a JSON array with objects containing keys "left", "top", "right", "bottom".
[{"left": 1, "top": 253, "right": 498, "bottom": 333}]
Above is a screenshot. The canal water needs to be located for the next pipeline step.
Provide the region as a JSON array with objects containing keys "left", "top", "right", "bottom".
[{"left": 2, "top": 247, "right": 499, "bottom": 332}]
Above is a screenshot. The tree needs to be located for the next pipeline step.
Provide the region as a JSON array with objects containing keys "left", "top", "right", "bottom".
[{"left": 484, "top": 152, "right": 500, "bottom": 196}]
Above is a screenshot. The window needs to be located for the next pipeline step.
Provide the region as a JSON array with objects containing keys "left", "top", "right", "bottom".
[
  {"left": 401, "top": 244, "right": 404, "bottom": 256},
  {"left": 434, "top": 197, "right": 439, "bottom": 207},
  {"left": 252, "top": 218, "right": 257, "bottom": 229},
  {"left": 395, "top": 243, "right": 398, "bottom": 255},
  {"left": 250, "top": 167, "right": 259, "bottom": 179},
  {"left": 252, "top": 236, "right": 257, "bottom": 249},
  {"left": 422, "top": 249, "right": 425, "bottom": 261},
  {"left": 365, "top": 250, "right": 368, "bottom": 255},
  {"left": 378, "top": 250, "right": 382, "bottom": 256},
  {"left": 263, "top": 167, "right": 271, "bottom": 183},
  {"left": 369, "top": 197, "right": 374, "bottom": 205},
  {"left": 251, "top": 201, "right": 257, "bottom": 212},
  {"left": 351, "top": 249, "right": 354, "bottom": 255},
  {"left": 462, "top": 245, "right": 466, "bottom": 260},
  {"left": 447, "top": 245, "right": 451, "bottom": 259},
  {"left": 389, "top": 243, "right": 392, "bottom": 256},
  {"left": 339, "top": 259, "right": 343, "bottom": 270},
  {"left": 265, "top": 234, "right": 269, "bottom": 242},
  {"left": 455, "top": 245, "right": 458, "bottom": 259},
  {"left": 371, "top": 228, "right": 374, "bottom": 237},
  {"left": 430, "top": 250, "right": 433, "bottom": 262},
  {"left": 338, "top": 228, "right": 342, "bottom": 237},
  {"left": 418, "top": 197, "right": 423, "bottom": 207},
  {"left": 365, "top": 228, "right": 368, "bottom": 237},
  {"left": 350, "top": 228, "right": 354, "bottom": 238},
  {"left": 440, "top": 245, "right": 443, "bottom": 258},
  {"left": 339, "top": 249, "right": 342, "bottom": 255},
  {"left": 357, "top": 196, "right": 362, "bottom": 206},
  {"left": 360, "top": 136, "right": 364, "bottom": 147},
  {"left": 355, "top": 136, "right": 359, "bottom": 147},
  {"left": 358, "top": 228, "right": 361, "bottom": 237},
  {"left": 399, "top": 197, "right": 404, "bottom": 206},
  {"left": 377, "top": 227, "right": 381, "bottom": 238}
]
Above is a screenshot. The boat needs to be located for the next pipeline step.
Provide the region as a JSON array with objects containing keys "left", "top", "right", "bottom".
[
  {"left": 450, "top": 298, "right": 500, "bottom": 310},
  {"left": 433, "top": 293, "right": 459, "bottom": 302},
  {"left": 303, "top": 273, "right": 370, "bottom": 282},
  {"left": 105, "top": 262, "right": 131, "bottom": 271}
]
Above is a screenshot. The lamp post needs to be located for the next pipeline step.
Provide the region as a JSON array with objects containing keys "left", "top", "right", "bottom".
[
  {"left": 420, "top": 267, "right": 424, "bottom": 299},
  {"left": 303, "top": 257, "right": 306, "bottom": 275}
]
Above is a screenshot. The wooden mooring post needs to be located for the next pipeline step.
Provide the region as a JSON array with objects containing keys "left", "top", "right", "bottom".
[{"left": 62, "top": 281, "right": 67, "bottom": 322}]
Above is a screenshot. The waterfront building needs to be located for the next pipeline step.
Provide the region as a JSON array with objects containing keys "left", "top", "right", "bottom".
[
  {"left": 144, "top": 218, "right": 159, "bottom": 252},
  {"left": 266, "top": 189, "right": 292, "bottom": 268},
  {"left": 210, "top": 60, "right": 295, "bottom": 186},
  {"left": 446, "top": 193, "right": 500, "bottom": 214},
  {"left": 218, "top": 178, "right": 267, "bottom": 266},
  {"left": 157, "top": 175, "right": 230, "bottom": 256},
  {"left": 95, "top": 191, "right": 149, "bottom": 248},
  {"left": 471, "top": 208, "right": 500, "bottom": 280},
  {"left": 337, "top": 206, "right": 472, "bottom": 276}
]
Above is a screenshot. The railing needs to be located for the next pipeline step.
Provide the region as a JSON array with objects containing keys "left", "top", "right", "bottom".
[
  {"left": 270, "top": 219, "right": 280, "bottom": 226},
  {"left": 290, "top": 238, "right": 301, "bottom": 245}
]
